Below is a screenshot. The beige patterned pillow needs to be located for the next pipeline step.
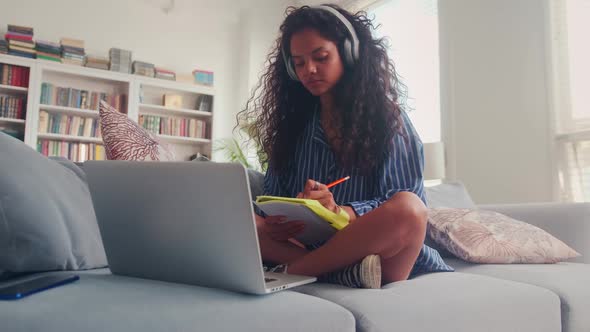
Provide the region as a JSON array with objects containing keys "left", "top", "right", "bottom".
[
  {"left": 99, "top": 100, "right": 175, "bottom": 161},
  {"left": 428, "top": 208, "right": 580, "bottom": 264}
]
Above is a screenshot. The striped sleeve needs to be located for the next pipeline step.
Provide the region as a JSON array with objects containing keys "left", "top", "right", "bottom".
[{"left": 346, "top": 112, "right": 425, "bottom": 216}]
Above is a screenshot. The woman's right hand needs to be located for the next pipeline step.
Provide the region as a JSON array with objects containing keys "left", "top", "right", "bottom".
[{"left": 257, "top": 215, "right": 306, "bottom": 242}]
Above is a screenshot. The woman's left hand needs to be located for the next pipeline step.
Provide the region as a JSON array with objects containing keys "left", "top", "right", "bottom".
[{"left": 296, "top": 179, "right": 339, "bottom": 213}]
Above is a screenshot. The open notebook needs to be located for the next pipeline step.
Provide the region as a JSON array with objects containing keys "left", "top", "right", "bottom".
[{"left": 255, "top": 196, "right": 350, "bottom": 245}]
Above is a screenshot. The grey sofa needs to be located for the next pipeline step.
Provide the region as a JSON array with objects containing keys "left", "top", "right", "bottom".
[{"left": 1, "top": 167, "right": 589, "bottom": 332}]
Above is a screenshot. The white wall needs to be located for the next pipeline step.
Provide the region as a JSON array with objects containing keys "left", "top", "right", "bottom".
[
  {"left": 439, "top": 0, "right": 555, "bottom": 204},
  {"left": 0, "top": 0, "right": 290, "bottom": 159}
]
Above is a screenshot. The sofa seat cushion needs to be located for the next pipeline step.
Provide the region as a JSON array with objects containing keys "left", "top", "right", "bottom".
[
  {"left": 448, "top": 258, "right": 590, "bottom": 332},
  {"left": 295, "top": 272, "right": 560, "bottom": 332},
  {"left": 0, "top": 269, "right": 354, "bottom": 332}
]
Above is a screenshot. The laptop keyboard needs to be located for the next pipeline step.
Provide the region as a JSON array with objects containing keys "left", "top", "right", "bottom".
[{"left": 264, "top": 277, "right": 277, "bottom": 283}]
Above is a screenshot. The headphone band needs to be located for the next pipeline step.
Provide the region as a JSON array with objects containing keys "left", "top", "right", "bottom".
[{"left": 311, "top": 5, "right": 359, "bottom": 60}]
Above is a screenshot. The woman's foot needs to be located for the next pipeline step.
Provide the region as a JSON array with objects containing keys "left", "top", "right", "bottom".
[{"left": 319, "top": 254, "right": 382, "bottom": 289}]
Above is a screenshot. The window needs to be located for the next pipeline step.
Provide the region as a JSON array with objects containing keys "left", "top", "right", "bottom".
[
  {"left": 365, "top": 0, "right": 440, "bottom": 143},
  {"left": 550, "top": 0, "right": 590, "bottom": 201}
]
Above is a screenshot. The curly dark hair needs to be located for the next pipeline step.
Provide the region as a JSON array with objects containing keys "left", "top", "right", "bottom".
[{"left": 237, "top": 4, "right": 407, "bottom": 174}]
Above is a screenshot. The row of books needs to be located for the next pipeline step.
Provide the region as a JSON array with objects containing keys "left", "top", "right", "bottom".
[
  {"left": 0, "top": 95, "right": 26, "bottom": 119},
  {"left": 35, "top": 40, "right": 60, "bottom": 62},
  {"left": 139, "top": 115, "right": 208, "bottom": 139},
  {"left": 38, "top": 111, "right": 101, "bottom": 138},
  {"left": 5, "top": 25, "right": 35, "bottom": 59},
  {"left": 0, "top": 64, "right": 30, "bottom": 87},
  {"left": 40, "top": 82, "right": 127, "bottom": 113},
  {"left": 37, "top": 139, "right": 106, "bottom": 162},
  {"left": 1, "top": 23, "right": 213, "bottom": 86},
  {"left": 155, "top": 68, "right": 175, "bottom": 81},
  {"left": 110, "top": 48, "right": 131, "bottom": 73},
  {"left": 85, "top": 55, "right": 109, "bottom": 70},
  {"left": 132, "top": 61, "right": 155, "bottom": 77},
  {"left": 61, "top": 38, "right": 85, "bottom": 66}
]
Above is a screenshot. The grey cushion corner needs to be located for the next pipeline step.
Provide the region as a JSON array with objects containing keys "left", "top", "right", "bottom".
[
  {"left": 0, "top": 132, "right": 107, "bottom": 278},
  {"left": 49, "top": 157, "right": 89, "bottom": 182},
  {"left": 424, "top": 181, "right": 477, "bottom": 209},
  {"left": 424, "top": 181, "right": 476, "bottom": 258}
]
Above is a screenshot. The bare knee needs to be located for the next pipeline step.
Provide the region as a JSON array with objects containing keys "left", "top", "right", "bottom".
[{"left": 379, "top": 192, "right": 427, "bottom": 245}]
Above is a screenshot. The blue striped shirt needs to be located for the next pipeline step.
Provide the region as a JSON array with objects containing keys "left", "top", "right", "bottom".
[{"left": 264, "top": 109, "right": 453, "bottom": 277}]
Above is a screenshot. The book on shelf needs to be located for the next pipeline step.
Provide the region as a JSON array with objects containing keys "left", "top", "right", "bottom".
[
  {"left": 8, "top": 44, "right": 36, "bottom": 54},
  {"left": 4, "top": 33, "right": 33, "bottom": 42},
  {"left": 155, "top": 67, "right": 176, "bottom": 81},
  {"left": 0, "top": 95, "right": 26, "bottom": 119},
  {"left": 60, "top": 38, "right": 84, "bottom": 49},
  {"left": 109, "top": 48, "right": 132, "bottom": 73},
  {"left": 7, "top": 25, "right": 34, "bottom": 36},
  {"left": 0, "top": 40, "right": 7, "bottom": 54},
  {"left": 40, "top": 82, "right": 127, "bottom": 113},
  {"left": 36, "top": 40, "right": 61, "bottom": 59},
  {"left": 163, "top": 94, "right": 182, "bottom": 108},
  {"left": 60, "top": 38, "right": 86, "bottom": 66},
  {"left": 196, "top": 94, "right": 212, "bottom": 112},
  {"left": 37, "top": 139, "right": 105, "bottom": 162},
  {"left": 192, "top": 69, "right": 214, "bottom": 86},
  {"left": 139, "top": 114, "right": 207, "bottom": 139},
  {"left": 132, "top": 61, "right": 155, "bottom": 77},
  {"left": 8, "top": 39, "right": 35, "bottom": 49},
  {"left": 85, "top": 54, "right": 109, "bottom": 70},
  {"left": 37, "top": 54, "right": 62, "bottom": 62},
  {"left": 6, "top": 25, "right": 35, "bottom": 58},
  {"left": 0, "top": 63, "right": 30, "bottom": 87},
  {"left": 38, "top": 110, "right": 101, "bottom": 138},
  {"left": 7, "top": 50, "right": 36, "bottom": 59}
]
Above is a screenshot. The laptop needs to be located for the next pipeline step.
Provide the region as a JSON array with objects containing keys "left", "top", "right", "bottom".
[{"left": 85, "top": 160, "right": 316, "bottom": 295}]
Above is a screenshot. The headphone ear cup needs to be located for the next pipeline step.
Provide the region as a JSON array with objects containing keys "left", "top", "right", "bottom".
[
  {"left": 285, "top": 56, "right": 299, "bottom": 81},
  {"left": 341, "top": 39, "right": 353, "bottom": 66}
]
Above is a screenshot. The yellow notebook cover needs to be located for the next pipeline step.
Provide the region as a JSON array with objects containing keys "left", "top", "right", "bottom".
[{"left": 255, "top": 196, "right": 350, "bottom": 245}]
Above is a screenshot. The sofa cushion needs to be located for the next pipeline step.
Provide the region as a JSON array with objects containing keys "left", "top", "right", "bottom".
[
  {"left": 448, "top": 258, "right": 590, "bottom": 332},
  {"left": 424, "top": 181, "right": 477, "bottom": 209},
  {"left": 0, "top": 269, "right": 355, "bottom": 332},
  {"left": 423, "top": 182, "right": 477, "bottom": 257},
  {"left": 296, "top": 272, "right": 561, "bottom": 332},
  {"left": 0, "top": 132, "right": 107, "bottom": 279},
  {"left": 428, "top": 208, "right": 580, "bottom": 263},
  {"left": 99, "top": 100, "right": 175, "bottom": 161}
]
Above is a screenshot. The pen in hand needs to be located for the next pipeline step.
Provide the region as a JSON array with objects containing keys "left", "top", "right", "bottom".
[{"left": 326, "top": 176, "right": 351, "bottom": 189}]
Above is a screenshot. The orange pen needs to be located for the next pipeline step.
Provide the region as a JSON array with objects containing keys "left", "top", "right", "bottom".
[{"left": 326, "top": 176, "right": 351, "bottom": 189}]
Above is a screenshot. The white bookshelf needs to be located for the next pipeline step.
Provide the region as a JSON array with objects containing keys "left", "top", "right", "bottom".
[
  {"left": 0, "top": 117, "right": 26, "bottom": 124},
  {"left": 137, "top": 79, "right": 214, "bottom": 159},
  {"left": 37, "top": 133, "right": 104, "bottom": 144},
  {"left": 0, "top": 53, "right": 215, "bottom": 162},
  {"left": 156, "top": 134, "right": 211, "bottom": 145},
  {"left": 39, "top": 104, "right": 100, "bottom": 118},
  {"left": 0, "top": 55, "right": 34, "bottom": 142},
  {"left": 138, "top": 103, "right": 212, "bottom": 118},
  {"left": 0, "top": 84, "right": 28, "bottom": 93}
]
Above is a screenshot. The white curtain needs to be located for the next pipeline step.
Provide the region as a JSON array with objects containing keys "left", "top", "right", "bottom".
[
  {"left": 364, "top": 0, "right": 440, "bottom": 143},
  {"left": 551, "top": 0, "right": 590, "bottom": 201}
]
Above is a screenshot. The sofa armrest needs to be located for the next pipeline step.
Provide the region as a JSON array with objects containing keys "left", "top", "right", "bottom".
[{"left": 478, "top": 202, "right": 590, "bottom": 263}]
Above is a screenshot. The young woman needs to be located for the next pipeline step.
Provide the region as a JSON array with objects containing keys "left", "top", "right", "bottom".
[{"left": 239, "top": 4, "right": 453, "bottom": 288}]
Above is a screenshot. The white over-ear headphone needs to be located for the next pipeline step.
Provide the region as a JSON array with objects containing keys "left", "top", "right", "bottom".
[{"left": 282, "top": 5, "right": 360, "bottom": 81}]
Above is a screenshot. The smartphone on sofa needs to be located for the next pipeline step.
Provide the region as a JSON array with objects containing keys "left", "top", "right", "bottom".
[{"left": 0, "top": 274, "right": 80, "bottom": 300}]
